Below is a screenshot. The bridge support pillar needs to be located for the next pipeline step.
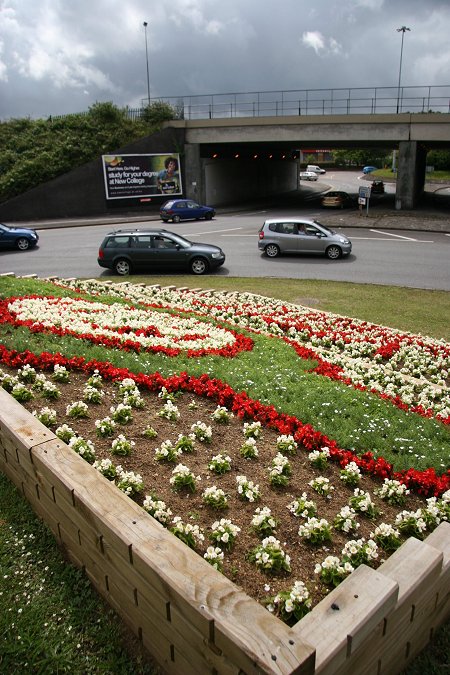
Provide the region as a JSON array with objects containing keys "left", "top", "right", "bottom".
[
  {"left": 395, "top": 141, "right": 427, "bottom": 210},
  {"left": 184, "top": 143, "right": 204, "bottom": 203}
]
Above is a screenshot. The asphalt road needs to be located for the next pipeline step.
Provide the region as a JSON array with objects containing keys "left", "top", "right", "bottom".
[
  {"left": 1, "top": 170, "right": 449, "bottom": 290},
  {"left": 1, "top": 210, "right": 449, "bottom": 291}
]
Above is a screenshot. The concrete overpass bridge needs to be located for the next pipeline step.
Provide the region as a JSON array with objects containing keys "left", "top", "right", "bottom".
[{"left": 166, "top": 113, "right": 450, "bottom": 210}]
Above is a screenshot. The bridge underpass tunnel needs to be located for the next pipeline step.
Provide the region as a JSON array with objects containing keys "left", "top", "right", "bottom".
[{"left": 184, "top": 143, "right": 300, "bottom": 206}]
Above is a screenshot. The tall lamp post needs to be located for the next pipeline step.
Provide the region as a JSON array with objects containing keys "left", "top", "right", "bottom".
[
  {"left": 143, "top": 21, "right": 150, "bottom": 106},
  {"left": 396, "top": 26, "right": 410, "bottom": 113}
]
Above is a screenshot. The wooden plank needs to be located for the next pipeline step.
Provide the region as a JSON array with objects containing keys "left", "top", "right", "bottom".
[
  {"left": 102, "top": 576, "right": 180, "bottom": 675},
  {"left": 133, "top": 540, "right": 220, "bottom": 636},
  {"left": 378, "top": 536, "right": 443, "bottom": 618},
  {"left": 424, "top": 521, "right": 450, "bottom": 568},
  {"left": 0, "top": 431, "right": 35, "bottom": 478},
  {"left": 338, "top": 537, "right": 443, "bottom": 675},
  {"left": 136, "top": 540, "right": 316, "bottom": 675},
  {"left": 422, "top": 523, "right": 450, "bottom": 628},
  {"left": 295, "top": 565, "right": 398, "bottom": 675},
  {"left": 0, "top": 388, "right": 55, "bottom": 451},
  {"left": 214, "top": 607, "right": 315, "bottom": 675},
  {"left": 152, "top": 640, "right": 202, "bottom": 675},
  {"left": 154, "top": 600, "right": 243, "bottom": 675}
]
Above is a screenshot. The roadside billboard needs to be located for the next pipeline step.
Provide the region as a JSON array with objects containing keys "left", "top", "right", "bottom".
[{"left": 102, "top": 153, "right": 182, "bottom": 200}]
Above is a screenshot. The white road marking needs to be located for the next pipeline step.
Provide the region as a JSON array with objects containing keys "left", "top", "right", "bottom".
[
  {"left": 185, "top": 227, "right": 243, "bottom": 236},
  {"left": 350, "top": 237, "right": 433, "bottom": 242},
  {"left": 369, "top": 229, "right": 419, "bottom": 241}
]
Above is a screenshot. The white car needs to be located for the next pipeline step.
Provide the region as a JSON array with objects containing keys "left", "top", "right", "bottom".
[
  {"left": 299, "top": 171, "right": 318, "bottom": 181},
  {"left": 306, "top": 164, "right": 326, "bottom": 174}
]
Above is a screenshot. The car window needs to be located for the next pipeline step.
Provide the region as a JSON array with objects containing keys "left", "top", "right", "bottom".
[
  {"left": 187, "top": 202, "right": 199, "bottom": 209},
  {"left": 175, "top": 202, "right": 185, "bottom": 209},
  {"left": 152, "top": 235, "right": 178, "bottom": 249},
  {"left": 163, "top": 201, "right": 175, "bottom": 208},
  {"left": 304, "top": 224, "right": 320, "bottom": 235},
  {"left": 313, "top": 220, "right": 334, "bottom": 234},
  {"left": 276, "top": 223, "right": 298, "bottom": 235},
  {"left": 132, "top": 236, "right": 152, "bottom": 248},
  {"left": 105, "top": 236, "right": 130, "bottom": 248}
]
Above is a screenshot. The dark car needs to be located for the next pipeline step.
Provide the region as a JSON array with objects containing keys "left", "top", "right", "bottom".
[
  {"left": 160, "top": 199, "right": 215, "bottom": 223},
  {"left": 321, "top": 191, "right": 356, "bottom": 209},
  {"left": 0, "top": 222, "right": 39, "bottom": 250},
  {"left": 371, "top": 180, "right": 385, "bottom": 194},
  {"left": 98, "top": 228, "right": 225, "bottom": 276}
]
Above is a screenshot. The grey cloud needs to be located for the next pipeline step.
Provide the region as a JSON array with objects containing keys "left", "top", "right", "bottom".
[{"left": 0, "top": 0, "right": 449, "bottom": 119}]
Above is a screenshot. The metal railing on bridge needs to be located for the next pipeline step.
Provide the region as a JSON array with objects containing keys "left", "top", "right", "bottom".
[
  {"left": 51, "top": 85, "right": 450, "bottom": 123},
  {"left": 143, "top": 84, "right": 450, "bottom": 120}
]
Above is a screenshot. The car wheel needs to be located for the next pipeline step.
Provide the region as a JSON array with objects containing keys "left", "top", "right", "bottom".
[
  {"left": 265, "top": 244, "right": 280, "bottom": 258},
  {"left": 190, "top": 257, "right": 209, "bottom": 275},
  {"left": 172, "top": 215, "right": 181, "bottom": 223},
  {"left": 115, "top": 258, "right": 132, "bottom": 276},
  {"left": 326, "top": 245, "right": 342, "bottom": 260},
  {"left": 16, "top": 237, "right": 30, "bottom": 251},
  {"left": 205, "top": 212, "right": 213, "bottom": 220}
]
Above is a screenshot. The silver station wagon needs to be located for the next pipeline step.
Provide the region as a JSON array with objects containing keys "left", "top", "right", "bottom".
[{"left": 258, "top": 218, "right": 352, "bottom": 260}]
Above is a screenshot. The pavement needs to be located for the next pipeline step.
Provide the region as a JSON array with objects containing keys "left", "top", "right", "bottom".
[
  {"left": 316, "top": 208, "right": 450, "bottom": 233},
  {"left": 6, "top": 197, "right": 450, "bottom": 234}
]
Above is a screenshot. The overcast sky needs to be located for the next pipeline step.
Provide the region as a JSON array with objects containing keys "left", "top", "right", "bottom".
[{"left": 1, "top": 0, "right": 450, "bottom": 120}]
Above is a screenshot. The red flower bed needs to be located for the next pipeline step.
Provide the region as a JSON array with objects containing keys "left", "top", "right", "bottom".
[{"left": 0, "top": 344, "right": 448, "bottom": 497}]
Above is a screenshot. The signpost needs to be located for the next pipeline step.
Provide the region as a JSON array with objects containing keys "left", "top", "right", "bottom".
[{"left": 358, "top": 185, "right": 371, "bottom": 217}]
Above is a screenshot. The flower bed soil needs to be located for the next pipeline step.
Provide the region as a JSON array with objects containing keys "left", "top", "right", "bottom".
[{"left": 1, "top": 365, "right": 429, "bottom": 616}]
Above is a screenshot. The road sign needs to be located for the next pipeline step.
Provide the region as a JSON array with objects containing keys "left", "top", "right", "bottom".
[{"left": 359, "top": 186, "right": 371, "bottom": 198}]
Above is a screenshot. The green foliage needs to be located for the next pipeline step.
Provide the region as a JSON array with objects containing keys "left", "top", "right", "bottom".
[
  {"left": 0, "top": 101, "right": 178, "bottom": 203},
  {"left": 426, "top": 149, "right": 450, "bottom": 170},
  {"left": 331, "top": 148, "right": 391, "bottom": 167},
  {"left": 140, "top": 100, "right": 178, "bottom": 126}
]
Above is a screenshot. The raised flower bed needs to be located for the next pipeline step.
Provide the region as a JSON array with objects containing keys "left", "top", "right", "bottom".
[{"left": 0, "top": 278, "right": 449, "bottom": 673}]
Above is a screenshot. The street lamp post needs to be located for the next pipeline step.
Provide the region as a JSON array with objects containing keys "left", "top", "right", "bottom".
[
  {"left": 143, "top": 21, "right": 150, "bottom": 106},
  {"left": 396, "top": 26, "right": 410, "bottom": 113}
]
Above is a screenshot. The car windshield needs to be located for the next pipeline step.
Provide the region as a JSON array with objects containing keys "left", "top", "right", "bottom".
[{"left": 313, "top": 220, "right": 335, "bottom": 235}]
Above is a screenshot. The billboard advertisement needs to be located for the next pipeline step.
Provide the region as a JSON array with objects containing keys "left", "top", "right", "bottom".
[{"left": 102, "top": 153, "right": 182, "bottom": 200}]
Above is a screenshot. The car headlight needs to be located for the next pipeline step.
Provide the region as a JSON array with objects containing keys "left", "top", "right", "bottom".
[
  {"left": 338, "top": 237, "right": 348, "bottom": 244},
  {"left": 211, "top": 251, "right": 223, "bottom": 259}
]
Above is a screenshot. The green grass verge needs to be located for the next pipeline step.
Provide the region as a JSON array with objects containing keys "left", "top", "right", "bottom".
[{"left": 0, "top": 473, "right": 158, "bottom": 674}]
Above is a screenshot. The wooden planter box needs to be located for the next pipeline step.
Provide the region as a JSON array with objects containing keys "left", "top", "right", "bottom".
[{"left": 0, "top": 386, "right": 449, "bottom": 674}]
